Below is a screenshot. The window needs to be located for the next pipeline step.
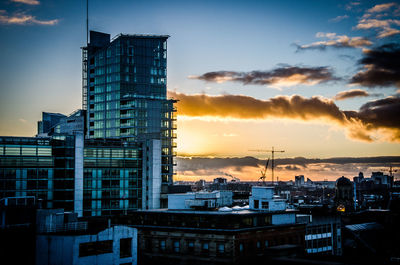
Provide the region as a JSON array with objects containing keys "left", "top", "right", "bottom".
[
  {"left": 79, "top": 240, "right": 113, "bottom": 257},
  {"left": 265, "top": 240, "right": 269, "bottom": 247},
  {"left": 173, "top": 241, "right": 180, "bottom": 253},
  {"left": 254, "top": 200, "right": 259, "bottom": 209},
  {"left": 239, "top": 243, "right": 244, "bottom": 253},
  {"left": 160, "top": 240, "right": 166, "bottom": 251},
  {"left": 187, "top": 241, "right": 195, "bottom": 253},
  {"left": 218, "top": 243, "right": 225, "bottom": 254},
  {"left": 257, "top": 241, "right": 261, "bottom": 249},
  {"left": 202, "top": 242, "right": 209, "bottom": 253},
  {"left": 120, "top": 238, "right": 132, "bottom": 258},
  {"left": 261, "top": 201, "right": 269, "bottom": 209}
]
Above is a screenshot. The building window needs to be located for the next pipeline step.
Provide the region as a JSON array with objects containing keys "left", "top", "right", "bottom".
[
  {"left": 202, "top": 242, "right": 209, "bottom": 253},
  {"left": 160, "top": 240, "right": 166, "bottom": 251},
  {"left": 265, "top": 240, "right": 269, "bottom": 247},
  {"left": 120, "top": 238, "right": 132, "bottom": 258},
  {"left": 261, "top": 201, "right": 269, "bottom": 209},
  {"left": 254, "top": 200, "right": 259, "bottom": 209},
  {"left": 218, "top": 243, "right": 225, "bottom": 254},
  {"left": 187, "top": 240, "right": 195, "bottom": 253},
  {"left": 257, "top": 241, "right": 261, "bottom": 249},
  {"left": 79, "top": 240, "right": 113, "bottom": 257},
  {"left": 239, "top": 243, "right": 244, "bottom": 253},
  {"left": 173, "top": 241, "right": 180, "bottom": 253}
]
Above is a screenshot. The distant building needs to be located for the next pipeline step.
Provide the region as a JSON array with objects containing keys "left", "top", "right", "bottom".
[
  {"left": 37, "top": 112, "right": 67, "bottom": 136},
  {"left": 249, "top": 186, "right": 287, "bottom": 212},
  {"left": 335, "top": 176, "right": 353, "bottom": 212},
  {"left": 295, "top": 175, "right": 305, "bottom": 187},
  {"left": 37, "top": 110, "right": 86, "bottom": 137},
  {"left": 168, "top": 190, "right": 233, "bottom": 210}
]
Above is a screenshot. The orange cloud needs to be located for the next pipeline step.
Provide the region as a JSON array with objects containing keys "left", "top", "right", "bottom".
[
  {"left": 367, "top": 2, "right": 397, "bottom": 13},
  {"left": 168, "top": 91, "right": 400, "bottom": 143},
  {"left": 296, "top": 32, "right": 372, "bottom": 50},
  {"left": 0, "top": 10, "right": 58, "bottom": 25},
  {"left": 11, "top": 0, "right": 40, "bottom": 5}
]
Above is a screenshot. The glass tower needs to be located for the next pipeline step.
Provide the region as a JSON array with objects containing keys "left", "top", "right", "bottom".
[{"left": 82, "top": 31, "right": 176, "bottom": 207}]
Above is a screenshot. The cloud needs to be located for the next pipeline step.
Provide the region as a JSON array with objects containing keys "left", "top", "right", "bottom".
[
  {"left": 367, "top": 3, "right": 397, "bottom": 13},
  {"left": 176, "top": 155, "right": 400, "bottom": 181},
  {"left": 189, "top": 66, "right": 339, "bottom": 88},
  {"left": 168, "top": 91, "right": 400, "bottom": 142},
  {"left": 334, "top": 89, "right": 370, "bottom": 100},
  {"left": 349, "top": 43, "right": 400, "bottom": 88},
  {"left": 0, "top": 10, "right": 58, "bottom": 25},
  {"left": 355, "top": 18, "right": 400, "bottom": 38},
  {"left": 329, "top": 15, "right": 349, "bottom": 23},
  {"left": 355, "top": 2, "right": 400, "bottom": 38},
  {"left": 18, "top": 118, "right": 27, "bottom": 123},
  {"left": 345, "top": 2, "right": 360, "bottom": 11},
  {"left": 11, "top": 0, "right": 40, "bottom": 5},
  {"left": 295, "top": 32, "right": 372, "bottom": 51}
]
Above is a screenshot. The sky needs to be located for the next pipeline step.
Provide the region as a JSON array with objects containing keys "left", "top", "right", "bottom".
[{"left": 0, "top": 0, "right": 399, "bottom": 181}]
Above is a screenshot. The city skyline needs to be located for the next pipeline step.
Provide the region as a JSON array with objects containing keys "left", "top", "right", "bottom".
[{"left": 0, "top": 0, "right": 399, "bottom": 181}]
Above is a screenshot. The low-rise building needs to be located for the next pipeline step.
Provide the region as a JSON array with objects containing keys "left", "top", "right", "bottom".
[{"left": 36, "top": 210, "right": 138, "bottom": 265}]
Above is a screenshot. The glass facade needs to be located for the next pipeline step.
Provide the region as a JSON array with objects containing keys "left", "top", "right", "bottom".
[
  {"left": 84, "top": 32, "right": 177, "bottom": 190},
  {"left": 82, "top": 140, "right": 143, "bottom": 216},
  {"left": 0, "top": 136, "right": 144, "bottom": 216},
  {"left": 82, "top": 32, "right": 176, "bottom": 211},
  {"left": 0, "top": 136, "right": 75, "bottom": 210}
]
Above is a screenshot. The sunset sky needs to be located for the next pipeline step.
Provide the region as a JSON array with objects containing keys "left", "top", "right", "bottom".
[{"left": 0, "top": 0, "right": 399, "bottom": 181}]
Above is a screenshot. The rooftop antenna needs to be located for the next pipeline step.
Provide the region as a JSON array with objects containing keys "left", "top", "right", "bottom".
[{"left": 86, "top": 0, "right": 89, "bottom": 45}]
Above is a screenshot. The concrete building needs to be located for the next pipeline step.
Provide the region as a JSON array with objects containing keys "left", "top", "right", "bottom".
[
  {"left": 168, "top": 190, "right": 233, "bottom": 210},
  {"left": 128, "top": 208, "right": 304, "bottom": 265},
  {"left": 36, "top": 210, "right": 138, "bottom": 265},
  {"left": 249, "top": 186, "right": 287, "bottom": 212}
]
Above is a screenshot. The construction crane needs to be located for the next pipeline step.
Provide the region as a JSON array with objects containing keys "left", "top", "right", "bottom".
[
  {"left": 259, "top": 158, "right": 270, "bottom": 185},
  {"left": 224, "top": 173, "right": 240, "bottom": 182},
  {"left": 250, "top": 147, "right": 285, "bottom": 184}
]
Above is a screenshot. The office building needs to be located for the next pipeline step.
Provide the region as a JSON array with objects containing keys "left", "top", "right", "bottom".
[
  {"left": 0, "top": 134, "right": 164, "bottom": 216},
  {"left": 82, "top": 31, "right": 177, "bottom": 208}
]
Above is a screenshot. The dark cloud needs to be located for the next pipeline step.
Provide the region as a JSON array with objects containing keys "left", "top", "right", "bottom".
[
  {"left": 344, "top": 94, "right": 400, "bottom": 141},
  {"left": 168, "top": 91, "right": 400, "bottom": 142},
  {"left": 189, "top": 66, "right": 339, "bottom": 87},
  {"left": 334, "top": 89, "right": 370, "bottom": 100},
  {"left": 177, "top": 156, "right": 400, "bottom": 177},
  {"left": 280, "top": 165, "right": 302, "bottom": 171},
  {"left": 350, "top": 43, "right": 400, "bottom": 88}
]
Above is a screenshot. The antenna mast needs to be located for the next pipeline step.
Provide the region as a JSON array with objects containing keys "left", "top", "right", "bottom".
[{"left": 86, "top": 0, "right": 89, "bottom": 45}]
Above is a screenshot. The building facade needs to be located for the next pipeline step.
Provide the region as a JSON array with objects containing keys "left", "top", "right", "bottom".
[
  {"left": 0, "top": 135, "right": 162, "bottom": 217},
  {"left": 127, "top": 209, "right": 305, "bottom": 265},
  {"left": 36, "top": 210, "right": 138, "bottom": 265},
  {"left": 82, "top": 31, "right": 177, "bottom": 208}
]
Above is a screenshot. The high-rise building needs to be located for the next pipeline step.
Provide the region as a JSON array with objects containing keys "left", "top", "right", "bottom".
[{"left": 82, "top": 31, "right": 177, "bottom": 207}]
